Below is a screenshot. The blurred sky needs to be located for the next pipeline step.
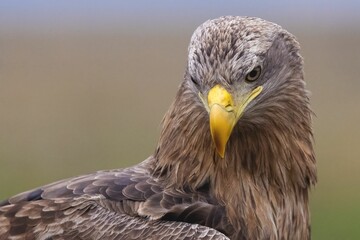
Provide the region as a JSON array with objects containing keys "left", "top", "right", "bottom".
[{"left": 1, "top": 0, "right": 360, "bottom": 33}]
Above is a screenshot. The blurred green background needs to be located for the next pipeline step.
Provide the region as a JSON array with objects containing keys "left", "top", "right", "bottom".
[{"left": 1, "top": 1, "right": 359, "bottom": 239}]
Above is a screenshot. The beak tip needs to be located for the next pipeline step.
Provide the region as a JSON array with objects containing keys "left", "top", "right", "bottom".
[{"left": 215, "top": 143, "right": 226, "bottom": 158}]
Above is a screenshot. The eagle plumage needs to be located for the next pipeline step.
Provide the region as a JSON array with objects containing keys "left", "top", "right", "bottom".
[{"left": 0, "top": 16, "right": 316, "bottom": 240}]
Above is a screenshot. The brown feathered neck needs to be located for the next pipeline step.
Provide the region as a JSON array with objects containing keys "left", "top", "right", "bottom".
[
  {"left": 154, "top": 74, "right": 316, "bottom": 189},
  {"left": 153, "top": 71, "right": 317, "bottom": 238}
]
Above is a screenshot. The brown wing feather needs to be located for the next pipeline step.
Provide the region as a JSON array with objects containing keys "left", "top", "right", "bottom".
[
  {"left": 0, "top": 196, "right": 229, "bottom": 240},
  {"left": 0, "top": 157, "right": 231, "bottom": 239}
]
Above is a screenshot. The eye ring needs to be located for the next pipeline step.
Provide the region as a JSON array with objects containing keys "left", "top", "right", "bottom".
[{"left": 245, "top": 66, "right": 262, "bottom": 82}]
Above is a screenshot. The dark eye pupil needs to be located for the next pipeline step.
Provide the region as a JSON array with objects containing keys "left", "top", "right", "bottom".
[
  {"left": 249, "top": 70, "right": 258, "bottom": 78},
  {"left": 246, "top": 66, "right": 261, "bottom": 82}
]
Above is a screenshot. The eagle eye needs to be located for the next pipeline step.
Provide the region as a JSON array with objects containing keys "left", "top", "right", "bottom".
[
  {"left": 245, "top": 66, "right": 262, "bottom": 82},
  {"left": 190, "top": 76, "right": 200, "bottom": 87}
]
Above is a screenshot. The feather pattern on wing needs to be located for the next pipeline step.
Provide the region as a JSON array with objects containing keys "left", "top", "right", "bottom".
[{"left": 0, "top": 157, "right": 232, "bottom": 239}]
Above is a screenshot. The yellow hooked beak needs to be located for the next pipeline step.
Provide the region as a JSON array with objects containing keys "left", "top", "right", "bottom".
[{"left": 206, "top": 84, "right": 263, "bottom": 158}]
